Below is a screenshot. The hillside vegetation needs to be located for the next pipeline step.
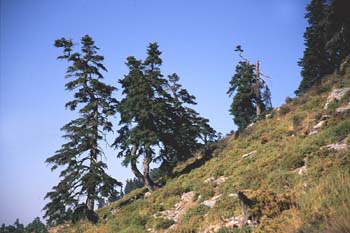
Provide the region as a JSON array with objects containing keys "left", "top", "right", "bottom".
[{"left": 53, "top": 70, "right": 350, "bottom": 233}]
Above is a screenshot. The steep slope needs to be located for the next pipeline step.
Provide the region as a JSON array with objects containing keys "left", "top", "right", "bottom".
[{"left": 54, "top": 71, "right": 350, "bottom": 233}]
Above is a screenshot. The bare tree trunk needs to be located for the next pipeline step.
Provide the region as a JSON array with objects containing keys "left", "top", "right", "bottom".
[{"left": 130, "top": 144, "right": 144, "bottom": 182}]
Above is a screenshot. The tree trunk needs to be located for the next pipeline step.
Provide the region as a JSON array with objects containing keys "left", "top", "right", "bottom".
[
  {"left": 130, "top": 144, "right": 145, "bottom": 182},
  {"left": 86, "top": 195, "right": 94, "bottom": 211},
  {"left": 143, "top": 146, "right": 159, "bottom": 192},
  {"left": 86, "top": 100, "right": 99, "bottom": 212}
]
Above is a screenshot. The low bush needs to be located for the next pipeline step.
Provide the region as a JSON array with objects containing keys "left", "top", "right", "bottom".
[{"left": 154, "top": 218, "right": 175, "bottom": 230}]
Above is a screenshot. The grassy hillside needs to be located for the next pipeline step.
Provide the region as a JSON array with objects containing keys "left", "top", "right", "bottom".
[{"left": 53, "top": 70, "right": 350, "bottom": 233}]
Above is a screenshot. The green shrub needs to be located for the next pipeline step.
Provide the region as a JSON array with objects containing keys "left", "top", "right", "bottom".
[
  {"left": 292, "top": 115, "right": 304, "bottom": 129},
  {"left": 279, "top": 105, "right": 291, "bottom": 115},
  {"left": 217, "top": 226, "right": 232, "bottom": 233},
  {"left": 155, "top": 218, "right": 175, "bottom": 230},
  {"left": 196, "top": 183, "right": 215, "bottom": 201}
]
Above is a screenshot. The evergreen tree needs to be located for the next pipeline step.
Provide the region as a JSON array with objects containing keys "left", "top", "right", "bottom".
[
  {"left": 124, "top": 178, "right": 144, "bottom": 195},
  {"left": 324, "top": 0, "right": 350, "bottom": 69},
  {"left": 26, "top": 217, "right": 48, "bottom": 233},
  {"left": 43, "top": 35, "right": 121, "bottom": 226},
  {"left": 0, "top": 219, "right": 29, "bottom": 233},
  {"left": 296, "top": 0, "right": 334, "bottom": 95},
  {"left": 227, "top": 46, "right": 272, "bottom": 130},
  {"left": 114, "top": 43, "right": 215, "bottom": 192}
]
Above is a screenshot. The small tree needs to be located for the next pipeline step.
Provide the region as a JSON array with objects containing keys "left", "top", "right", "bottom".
[
  {"left": 43, "top": 35, "right": 122, "bottom": 226},
  {"left": 26, "top": 217, "right": 48, "bottom": 233},
  {"left": 227, "top": 46, "right": 272, "bottom": 130},
  {"left": 124, "top": 178, "right": 144, "bottom": 195}
]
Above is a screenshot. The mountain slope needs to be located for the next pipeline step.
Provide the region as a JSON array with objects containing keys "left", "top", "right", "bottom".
[{"left": 53, "top": 70, "right": 350, "bottom": 233}]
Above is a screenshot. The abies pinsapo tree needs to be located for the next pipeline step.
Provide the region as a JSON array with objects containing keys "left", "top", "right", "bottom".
[
  {"left": 43, "top": 35, "right": 122, "bottom": 226},
  {"left": 227, "top": 46, "right": 272, "bottom": 130},
  {"left": 296, "top": 0, "right": 350, "bottom": 95},
  {"left": 114, "top": 43, "right": 216, "bottom": 192},
  {"left": 296, "top": 0, "right": 334, "bottom": 95}
]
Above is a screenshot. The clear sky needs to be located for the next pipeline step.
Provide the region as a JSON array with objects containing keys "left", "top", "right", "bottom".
[{"left": 0, "top": 0, "right": 307, "bottom": 225}]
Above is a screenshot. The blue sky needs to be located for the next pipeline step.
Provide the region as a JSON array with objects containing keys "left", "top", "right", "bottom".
[{"left": 0, "top": 0, "right": 307, "bottom": 225}]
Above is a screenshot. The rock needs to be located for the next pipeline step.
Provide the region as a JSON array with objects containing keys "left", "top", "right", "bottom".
[
  {"left": 247, "top": 122, "right": 255, "bottom": 128},
  {"left": 204, "top": 177, "right": 215, "bottom": 183},
  {"left": 324, "top": 88, "right": 350, "bottom": 110},
  {"left": 111, "top": 209, "right": 118, "bottom": 215},
  {"left": 202, "top": 199, "right": 216, "bottom": 208},
  {"left": 293, "top": 165, "right": 307, "bottom": 175},
  {"left": 224, "top": 215, "right": 245, "bottom": 228},
  {"left": 202, "top": 224, "right": 222, "bottom": 233},
  {"left": 215, "top": 176, "right": 227, "bottom": 185},
  {"left": 201, "top": 194, "right": 222, "bottom": 208},
  {"left": 242, "top": 150, "right": 257, "bottom": 158},
  {"left": 336, "top": 105, "right": 350, "bottom": 114},
  {"left": 309, "top": 120, "right": 326, "bottom": 135},
  {"left": 320, "top": 114, "right": 331, "bottom": 120},
  {"left": 160, "top": 191, "right": 195, "bottom": 224},
  {"left": 228, "top": 193, "right": 238, "bottom": 198},
  {"left": 144, "top": 192, "right": 151, "bottom": 198},
  {"left": 324, "top": 143, "right": 349, "bottom": 151},
  {"left": 204, "top": 176, "right": 226, "bottom": 185}
]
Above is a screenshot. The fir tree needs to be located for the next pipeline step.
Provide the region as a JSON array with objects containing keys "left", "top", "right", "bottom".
[
  {"left": 324, "top": 0, "right": 350, "bottom": 69},
  {"left": 114, "top": 43, "right": 215, "bottom": 192},
  {"left": 43, "top": 35, "right": 121, "bottom": 226},
  {"left": 114, "top": 50, "right": 164, "bottom": 191},
  {"left": 296, "top": 0, "right": 334, "bottom": 95},
  {"left": 227, "top": 46, "right": 272, "bottom": 130}
]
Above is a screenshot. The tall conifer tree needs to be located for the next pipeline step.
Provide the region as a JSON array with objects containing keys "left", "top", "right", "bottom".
[
  {"left": 43, "top": 35, "right": 121, "bottom": 226},
  {"left": 296, "top": 0, "right": 334, "bottom": 95},
  {"left": 324, "top": 0, "right": 350, "bottom": 69},
  {"left": 227, "top": 46, "right": 272, "bottom": 130}
]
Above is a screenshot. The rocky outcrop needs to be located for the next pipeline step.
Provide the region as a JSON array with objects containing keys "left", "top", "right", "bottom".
[
  {"left": 324, "top": 88, "right": 350, "bottom": 110},
  {"left": 201, "top": 194, "right": 222, "bottom": 208},
  {"left": 336, "top": 104, "right": 350, "bottom": 114},
  {"left": 159, "top": 191, "right": 196, "bottom": 226},
  {"left": 309, "top": 120, "right": 327, "bottom": 135}
]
